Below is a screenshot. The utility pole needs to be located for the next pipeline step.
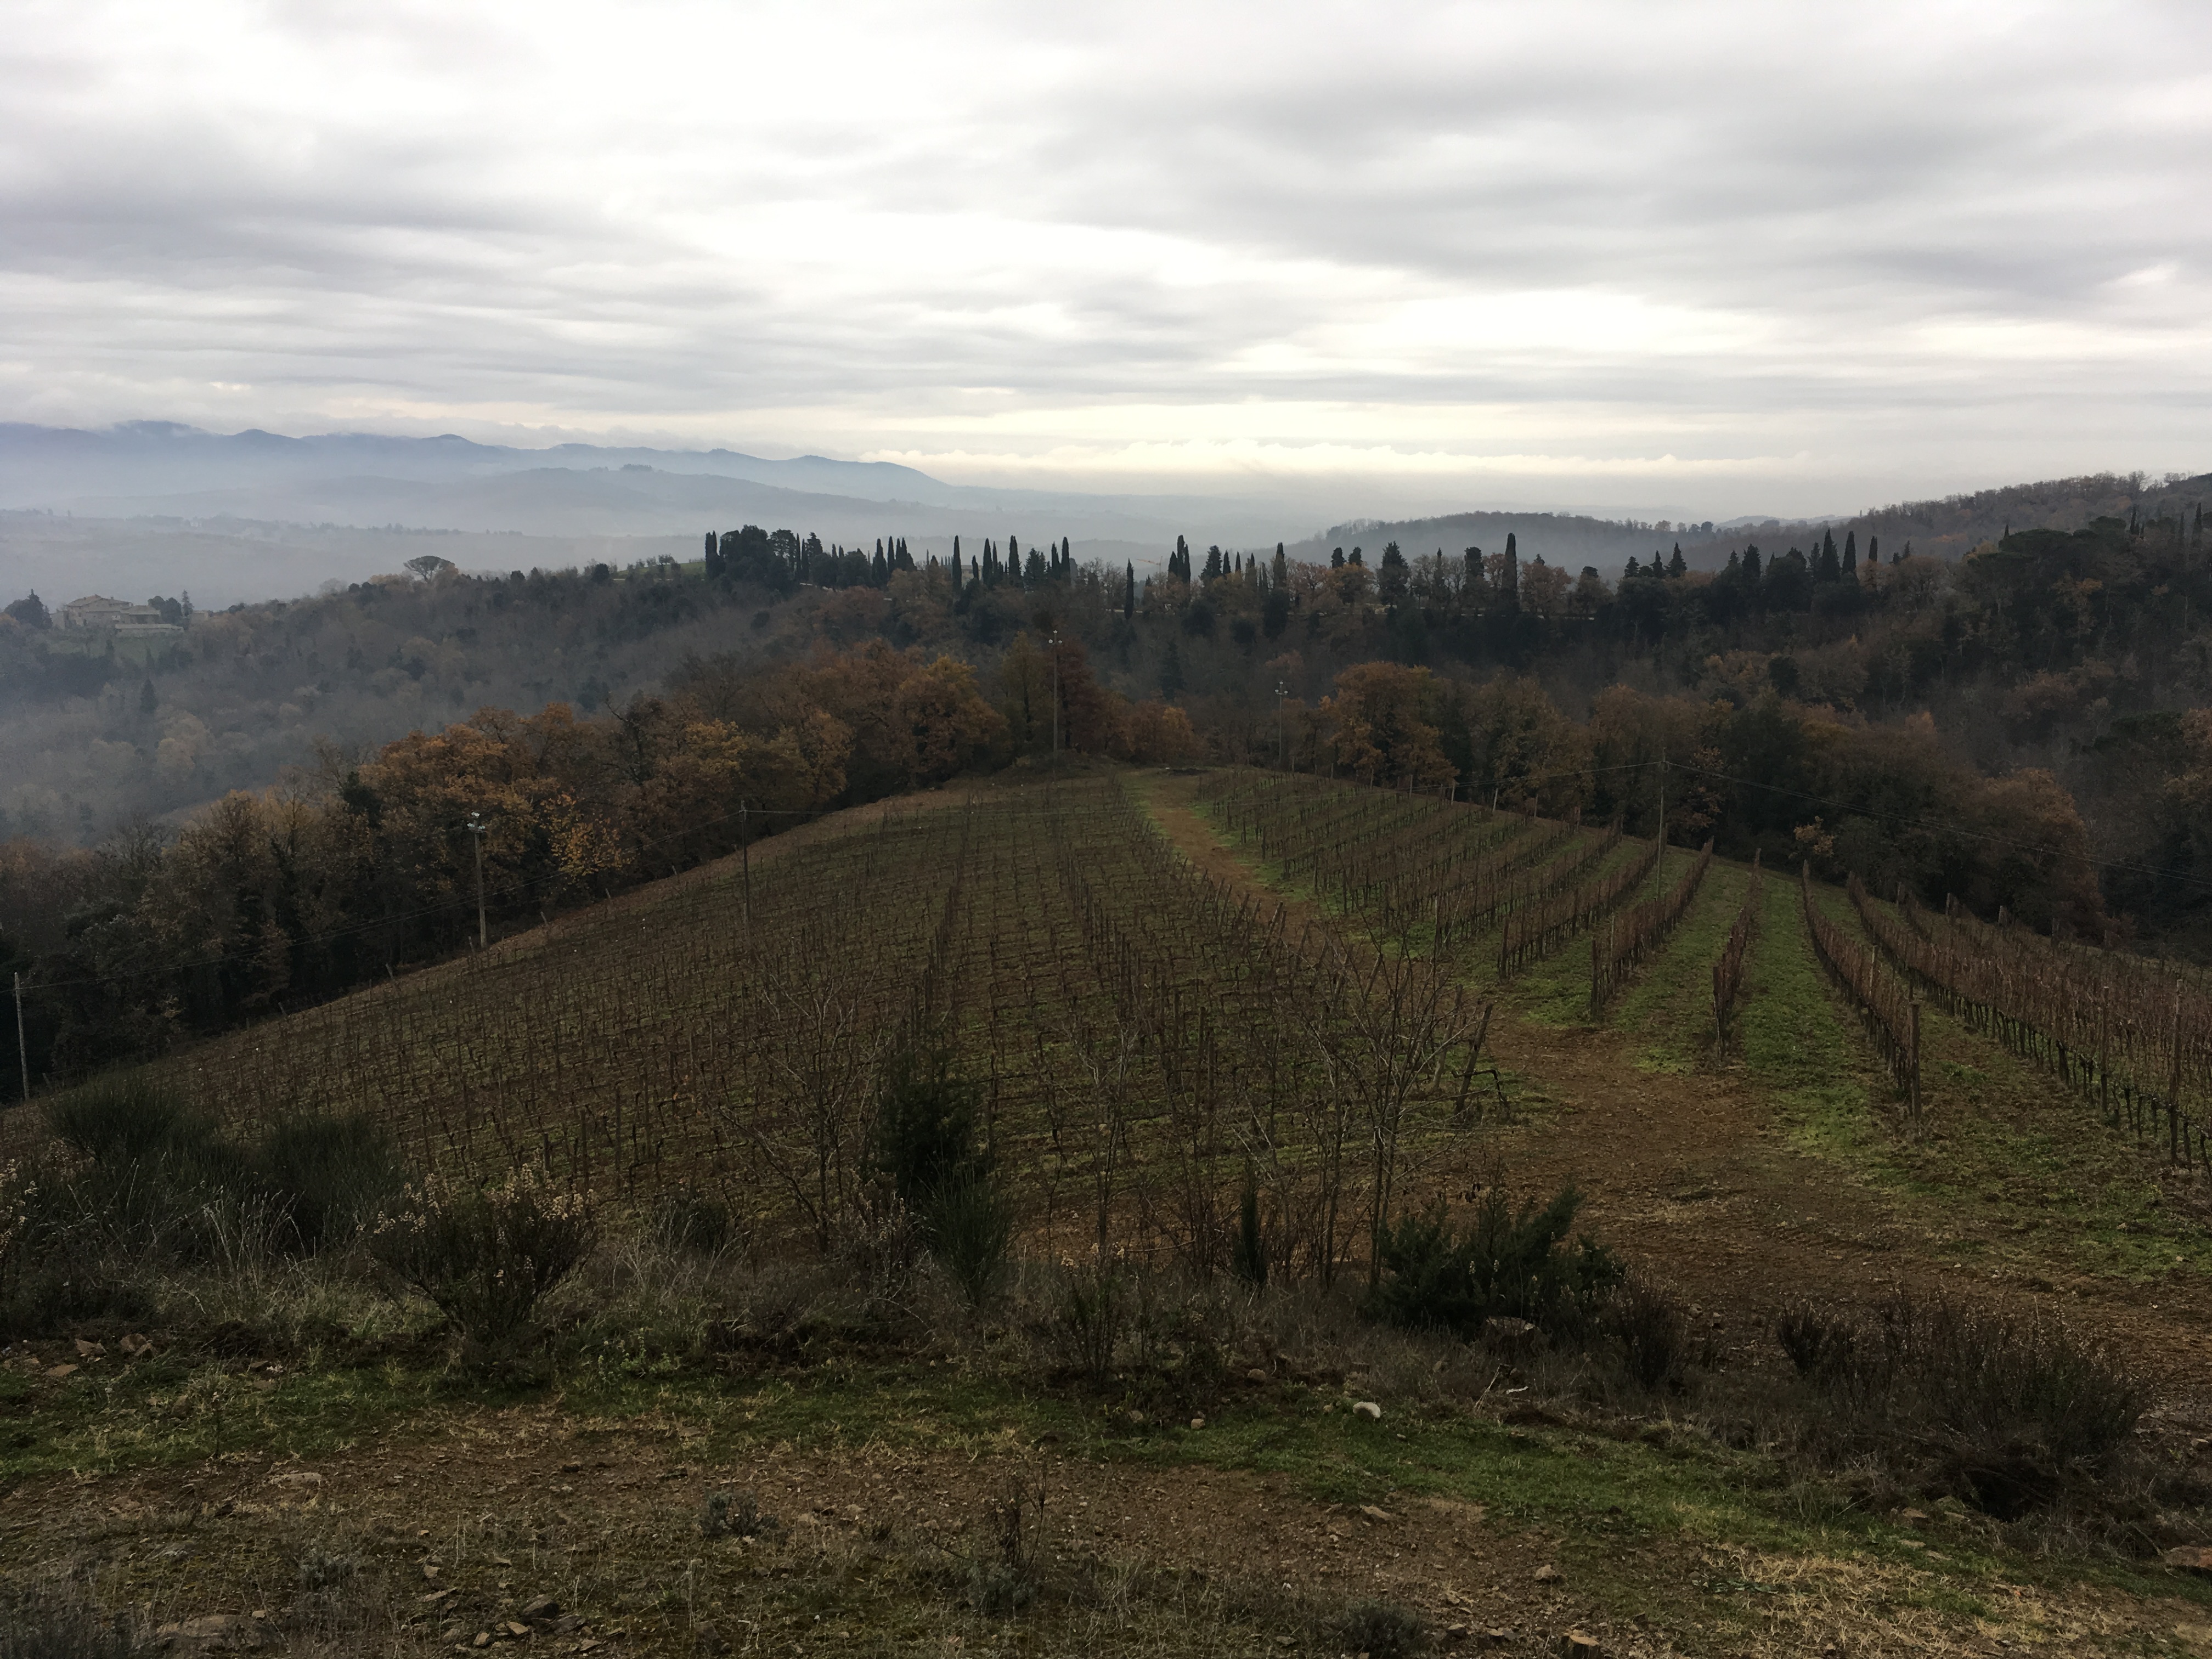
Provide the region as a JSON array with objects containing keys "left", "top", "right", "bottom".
[
  {"left": 1048, "top": 632, "right": 1064, "bottom": 764},
  {"left": 12, "top": 970, "right": 26, "bottom": 1106},
  {"left": 1275, "top": 680, "right": 1288, "bottom": 770},
  {"left": 465, "top": 812, "right": 489, "bottom": 950}
]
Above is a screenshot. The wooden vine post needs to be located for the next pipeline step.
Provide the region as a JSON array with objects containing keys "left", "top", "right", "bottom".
[
  {"left": 1909, "top": 998, "right": 1923, "bottom": 1133},
  {"left": 2172, "top": 977, "right": 2186, "bottom": 1165}
]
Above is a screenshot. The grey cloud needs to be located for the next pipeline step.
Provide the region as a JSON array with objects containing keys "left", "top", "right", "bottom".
[{"left": 0, "top": 0, "right": 2207, "bottom": 516}]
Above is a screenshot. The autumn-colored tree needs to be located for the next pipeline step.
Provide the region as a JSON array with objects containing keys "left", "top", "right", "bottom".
[
  {"left": 1462, "top": 677, "right": 1589, "bottom": 816},
  {"left": 1121, "top": 699, "right": 1202, "bottom": 764},
  {"left": 1323, "top": 663, "right": 1455, "bottom": 789}
]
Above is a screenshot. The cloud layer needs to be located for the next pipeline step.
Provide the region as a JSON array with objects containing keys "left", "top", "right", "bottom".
[{"left": 3, "top": 0, "right": 2208, "bottom": 516}]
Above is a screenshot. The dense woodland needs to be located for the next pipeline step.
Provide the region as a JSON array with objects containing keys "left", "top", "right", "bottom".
[{"left": 3, "top": 472, "right": 2211, "bottom": 1098}]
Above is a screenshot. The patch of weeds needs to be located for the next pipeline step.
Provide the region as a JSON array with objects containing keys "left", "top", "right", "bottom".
[
  {"left": 295, "top": 1543, "right": 358, "bottom": 1591},
  {"left": 1327, "top": 1598, "right": 1430, "bottom": 1658},
  {"left": 968, "top": 1468, "right": 1044, "bottom": 1616},
  {"left": 1772, "top": 1292, "right": 2143, "bottom": 1519},
  {"left": 0, "top": 1579, "right": 136, "bottom": 1659},
  {"left": 699, "top": 1488, "right": 778, "bottom": 1539}
]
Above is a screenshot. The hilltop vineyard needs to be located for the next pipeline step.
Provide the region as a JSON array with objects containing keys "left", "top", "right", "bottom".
[
  {"left": 155, "top": 776, "right": 1490, "bottom": 1283},
  {"left": 52, "top": 761, "right": 2199, "bottom": 1308}
]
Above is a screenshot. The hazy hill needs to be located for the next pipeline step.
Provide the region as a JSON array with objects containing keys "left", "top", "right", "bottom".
[
  {"left": 1305, "top": 471, "right": 2211, "bottom": 579},
  {"left": 0, "top": 421, "right": 1288, "bottom": 556}
]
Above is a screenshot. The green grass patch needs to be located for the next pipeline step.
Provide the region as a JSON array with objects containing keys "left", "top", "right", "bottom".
[
  {"left": 1734, "top": 879, "right": 2212, "bottom": 1289},
  {"left": 1612, "top": 863, "right": 1750, "bottom": 1074},
  {"left": 1492, "top": 838, "right": 1666, "bottom": 1025},
  {"left": 1738, "top": 874, "right": 1891, "bottom": 1168}
]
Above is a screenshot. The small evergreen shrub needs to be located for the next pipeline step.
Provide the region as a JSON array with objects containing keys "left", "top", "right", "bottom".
[
  {"left": 878, "top": 1044, "right": 1011, "bottom": 1305},
  {"left": 253, "top": 1112, "right": 405, "bottom": 1252},
  {"left": 1369, "top": 1183, "right": 1620, "bottom": 1339},
  {"left": 930, "top": 1176, "right": 1012, "bottom": 1307},
  {"left": 1231, "top": 1169, "right": 1267, "bottom": 1288},
  {"left": 877, "top": 1046, "right": 985, "bottom": 1214},
  {"left": 651, "top": 1187, "right": 736, "bottom": 1255},
  {"left": 47, "top": 1075, "right": 193, "bottom": 1167}
]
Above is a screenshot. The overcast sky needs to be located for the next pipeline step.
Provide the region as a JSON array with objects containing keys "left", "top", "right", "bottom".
[{"left": 2, "top": 0, "right": 2208, "bottom": 519}]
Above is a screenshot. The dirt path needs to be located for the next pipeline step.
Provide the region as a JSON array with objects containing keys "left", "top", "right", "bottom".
[{"left": 1138, "top": 772, "right": 2212, "bottom": 1407}]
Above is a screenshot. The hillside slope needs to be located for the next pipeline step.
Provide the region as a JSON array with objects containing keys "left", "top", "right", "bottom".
[{"left": 5, "top": 768, "right": 2212, "bottom": 1657}]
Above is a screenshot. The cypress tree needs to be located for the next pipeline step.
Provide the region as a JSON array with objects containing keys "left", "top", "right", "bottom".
[
  {"left": 1667, "top": 543, "right": 1686, "bottom": 578},
  {"left": 1624, "top": 557, "right": 1641, "bottom": 582},
  {"left": 1842, "top": 531, "right": 1857, "bottom": 577},
  {"left": 1743, "top": 545, "right": 1763, "bottom": 582},
  {"left": 1124, "top": 561, "right": 1135, "bottom": 619},
  {"left": 1331, "top": 547, "right": 1345, "bottom": 568},
  {"left": 1867, "top": 534, "right": 1878, "bottom": 565},
  {"left": 1502, "top": 533, "right": 1520, "bottom": 608},
  {"left": 1273, "top": 542, "right": 1288, "bottom": 589}
]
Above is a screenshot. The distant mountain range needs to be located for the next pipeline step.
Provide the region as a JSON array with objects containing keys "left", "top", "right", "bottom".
[
  {"left": 1, "top": 423, "right": 2200, "bottom": 605},
  {"left": 0, "top": 421, "right": 1285, "bottom": 549}
]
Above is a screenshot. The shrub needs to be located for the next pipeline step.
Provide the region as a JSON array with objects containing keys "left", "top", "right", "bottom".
[
  {"left": 296, "top": 1544, "right": 358, "bottom": 1592},
  {"left": 1329, "top": 1599, "right": 1429, "bottom": 1659},
  {"left": 650, "top": 1187, "right": 737, "bottom": 1255},
  {"left": 253, "top": 1113, "right": 405, "bottom": 1252},
  {"left": 46, "top": 1075, "right": 193, "bottom": 1167},
  {"left": 931, "top": 1176, "right": 1012, "bottom": 1307},
  {"left": 370, "top": 1165, "right": 595, "bottom": 1367},
  {"left": 1776, "top": 1292, "right": 2144, "bottom": 1517},
  {"left": 1047, "top": 1266, "right": 1125, "bottom": 1384},
  {"left": 1369, "top": 1183, "right": 1620, "bottom": 1339},
  {"left": 1231, "top": 1169, "right": 1267, "bottom": 1288},
  {"left": 877, "top": 1046, "right": 985, "bottom": 1214},
  {"left": 1608, "top": 1275, "right": 1689, "bottom": 1390},
  {"left": 877, "top": 1045, "right": 1010, "bottom": 1305},
  {"left": 1775, "top": 1302, "right": 1854, "bottom": 1379}
]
